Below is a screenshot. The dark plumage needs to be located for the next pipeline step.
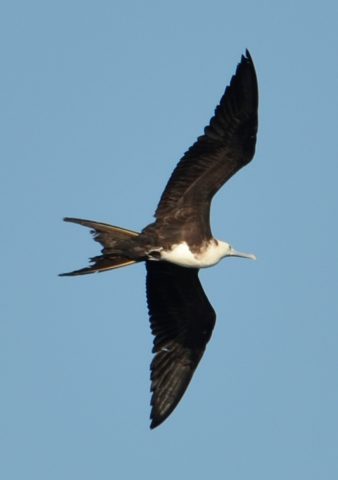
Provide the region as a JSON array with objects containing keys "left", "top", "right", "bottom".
[
  {"left": 146, "top": 261, "right": 216, "bottom": 429},
  {"left": 61, "top": 50, "right": 259, "bottom": 428}
]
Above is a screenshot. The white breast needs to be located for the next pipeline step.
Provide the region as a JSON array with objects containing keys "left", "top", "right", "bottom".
[{"left": 159, "top": 240, "right": 230, "bottom": 268}]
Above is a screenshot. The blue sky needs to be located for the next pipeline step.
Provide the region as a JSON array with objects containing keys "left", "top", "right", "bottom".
[{"left": 1, "top": 1, "right": 338, "bottom": 479}]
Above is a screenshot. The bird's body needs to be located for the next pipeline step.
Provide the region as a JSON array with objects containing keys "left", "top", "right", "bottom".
[
  {"left": 152, "top": 240, "right": 255, "bottom": 268},
  {"left": 61, "top": 50, "right": 259, "bottom": 429},
  {"left": 160, "top": 240, "right": 228, "bottom": 268}
]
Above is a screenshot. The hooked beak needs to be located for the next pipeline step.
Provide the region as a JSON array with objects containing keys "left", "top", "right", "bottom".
[{"left": 229, "top": 247, "right": 256, "bottom": 261}]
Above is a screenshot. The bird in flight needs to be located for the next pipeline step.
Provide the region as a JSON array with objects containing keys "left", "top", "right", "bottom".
[{"left": 61, "top": 50, "right": 258, "bottom": 429}]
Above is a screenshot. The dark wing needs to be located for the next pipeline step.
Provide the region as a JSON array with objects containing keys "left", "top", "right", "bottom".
[
  {"left": 155, "top": 50, "right": 258, "bottom": 231},
  {"left": 146, "top": 261, "right": 216, "bottom": 429}
]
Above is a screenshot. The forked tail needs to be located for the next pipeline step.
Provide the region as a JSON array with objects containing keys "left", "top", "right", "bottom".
[{"left": 60, "top": 217, "right": 141, "bottom": 276}]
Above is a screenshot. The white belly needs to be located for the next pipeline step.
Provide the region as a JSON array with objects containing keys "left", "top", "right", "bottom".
[{"left": 159, "top": 241, "right": 227, "bottom": 268}]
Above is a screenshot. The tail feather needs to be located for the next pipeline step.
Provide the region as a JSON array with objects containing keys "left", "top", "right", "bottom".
[
  {"left": 63, "top": 217, "right": 139, "bottom": 240},
  {"left": 60, "top": 217, "right": 140, "bottom": 276},
  {"left": 59, "top": 255, "right": 138, "bottom": 276}
]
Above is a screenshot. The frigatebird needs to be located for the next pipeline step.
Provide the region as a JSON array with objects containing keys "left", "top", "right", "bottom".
[{"left": 60, "top": 50, "right": 258, "bottom": 429}]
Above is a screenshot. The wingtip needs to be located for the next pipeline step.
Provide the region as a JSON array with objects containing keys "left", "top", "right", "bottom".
[
  {"left": 149, "top": 420, "right": 157, "bottom": 430},
  {"left": 149, "top": 414, "right": 165, "bottom": 430},
  {"left": 243, "top": 48, "right": 253, "bottom": 63},
  {"left": 235, "top": 49, "right": 256, "bottom": 81}
]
